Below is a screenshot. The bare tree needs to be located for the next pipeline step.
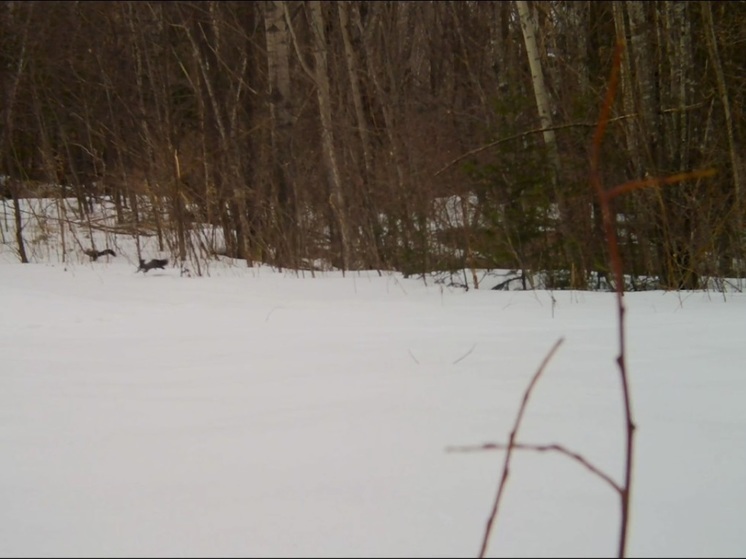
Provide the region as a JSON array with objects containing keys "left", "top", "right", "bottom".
[
  {"left": 1, "top": 0, "right": 741, "bottom": 286},
  {"left": 702, "top": 1, "right": 743, "bottom": 258},
  {"left": 307, "top": 1, "right": 352, "bottom": 270},
  {"left": 0, "top": 1, "right": 34, "bottom": 263},
  {"left": 264, "top": 0, "right": 298, "bottom": 267}
]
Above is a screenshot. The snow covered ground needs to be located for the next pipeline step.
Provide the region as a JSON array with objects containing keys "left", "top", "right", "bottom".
[
  {"left": 2, "top": 256, "right": 745, "bottom": 558},
  {"left": 2, "top": 195, "right": 746, "bottom": 557}
]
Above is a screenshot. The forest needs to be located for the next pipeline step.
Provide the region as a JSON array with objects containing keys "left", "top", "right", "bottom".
[{"left": 1, "top": 1, "right": 744, "bottom": 290}]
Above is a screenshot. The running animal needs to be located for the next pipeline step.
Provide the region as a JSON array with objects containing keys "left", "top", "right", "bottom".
[
  {"left": 137, "top": 258, "right": 169, "bottom": 273},
  {"left": 84, "top": 248, "right": 116, "bottom": 261}
]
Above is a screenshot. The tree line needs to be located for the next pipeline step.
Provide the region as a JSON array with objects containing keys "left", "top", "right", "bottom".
[{"left": 1, "top": 1, "right": 744, "bottom": 289}]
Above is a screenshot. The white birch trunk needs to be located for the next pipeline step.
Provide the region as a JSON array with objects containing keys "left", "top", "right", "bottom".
[
  {"left": 264, "top": 0, "right": 298, "bottom": 265},
  {"left": 515, "top": 0, "right": 560, "bottom": 176},
  {"left": 612, "top": 1, "right": 643, "bottom": 174}
]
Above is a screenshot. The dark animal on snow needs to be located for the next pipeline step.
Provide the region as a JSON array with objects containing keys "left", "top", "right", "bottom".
[
  {"left": 137, "top": 258, "right": 169, "bottom": 273},
  {"left": 85, "top": 248, "right": 116, "bottom": 261}
]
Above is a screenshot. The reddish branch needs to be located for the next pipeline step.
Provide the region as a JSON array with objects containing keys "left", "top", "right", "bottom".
[
  {"left": 465, "top": 40, "right": 716, "bottom": 559},
  {"left": 590, "top": 41, "right": 714, "bottom": 558},
  {"left": 588, "top": 40, "right": 635, "bottom": 559},
  {"left": 607, "top": 169, "right": 717, "bottom": 200}
]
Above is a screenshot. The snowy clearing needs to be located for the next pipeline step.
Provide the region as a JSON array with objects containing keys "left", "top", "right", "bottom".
[{"left": 1, "top": 257, "right": 745, "bottom": 557}]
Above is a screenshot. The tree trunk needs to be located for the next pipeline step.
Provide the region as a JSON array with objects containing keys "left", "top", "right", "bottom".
[
  {"left": 264, "top": 0, "right": 298, "bottom": 268},
  {"left": 702, "top": 0, "right": 743, "bottom": 273},
  {"left": 627, "top": 1, "right": 680, "bottom": 286},
  {"left": 337, "top": 1, "right": 382, "bottom": 270},
  {"left": 489, "top": 2, "right": 508, "bottom": 90},
  {"left": 11, "top": 186, "right": 28, "bottom": 263},
  {"left": 570, "top": 2, "right": 590, "bottom": 94},
  {"left": 182, "top": 11, "right": 251, "bottom": 265},
  {"left": 515, "top": 0, "right": 560, "bottom": 175},
  {"left": 338, "top": 2, "right": 372, "bottom": 177},
  {"left": 1, "top": 3, "right": 33, "bottom": 263},
  {"left": 309, "top": 0, "right": 352, "bottom": 271},
  {"left": 626, "top": 1, "right": 661, "bottom": 171},
  {"left": 612, "top": 2, "right": 642, "bottom": 173},
  {"left": 516, "top": 0, "right": 583, "bottom": 285},
  {"left": 358, "top": 4, "right": 416, "bottom": 271}
]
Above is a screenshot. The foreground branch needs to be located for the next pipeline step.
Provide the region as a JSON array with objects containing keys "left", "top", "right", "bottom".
[
  {"left": 589, "top": 41, "right": 635, "bottom": 559},
  {"left": 447, "top": 442, "right": 621, "bottom": 495},
  {"left": 478, "top": 337, "right": 564, "bottom": 558}
]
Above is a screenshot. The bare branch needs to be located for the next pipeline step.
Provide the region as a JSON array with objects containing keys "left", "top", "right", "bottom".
[
  {"left": 434, "top": 116, "right": 637, "bottom": 177},
  {"left": 589, "top": 41, "right": 634, "bottom": 559},
  {"left": 447, "top": 442, "right": 622, "bottom": 495},
  {"left": 478, "top": 337, "right": 564, "bottom": 558},
  {"left": 453, "top": 343, "right": 477, "bottom": 365}
]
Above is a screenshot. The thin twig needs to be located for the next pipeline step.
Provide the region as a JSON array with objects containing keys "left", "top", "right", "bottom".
[
  {"left": 265, "top": 306, "right": 281, "bottom": 323},
  {"left": 408, "top": 349, "right": 420, "bottom": 365},
  {"left": 447, "top": 442, "right": 621, "bottom": 495},
  {"left": 478, "top": 337, "right": 564, "bottom": 558},
  {"left": 434, "top": 116, "right": 636, "bottom": 177},
  {"left": 453, "top": 343, "right": 477, "bottom": 365}
]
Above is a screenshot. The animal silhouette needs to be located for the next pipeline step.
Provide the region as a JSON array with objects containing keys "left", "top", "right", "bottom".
[
  {"left": 84, "top": 248, "right": 116, "bottom": 261},
  {"left": 137, "top": 258, "right": 168, "bottom": 273}
]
